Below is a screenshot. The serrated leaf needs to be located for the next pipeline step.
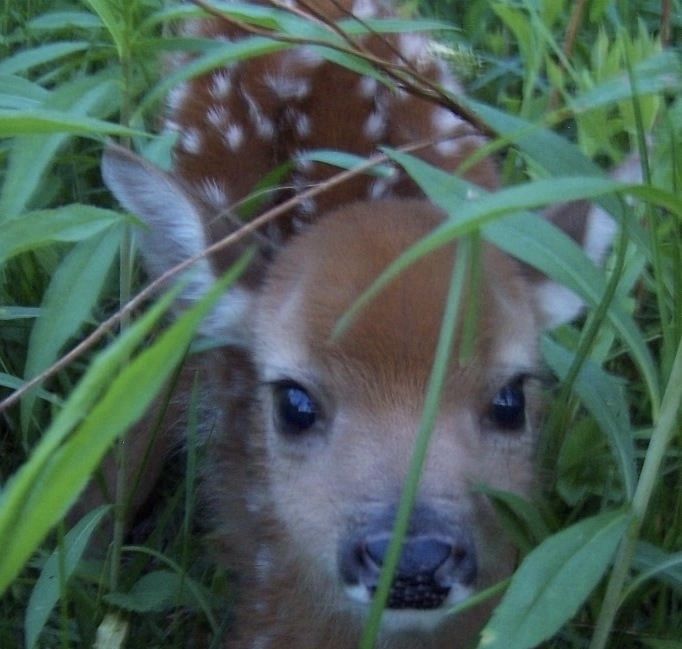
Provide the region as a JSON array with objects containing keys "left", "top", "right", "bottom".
[
  {"left": 24, "top": 506, "right": 110, "bottom": 649},
  {"left": 478, "top": 510, "right": 629, "bottom": 649}
]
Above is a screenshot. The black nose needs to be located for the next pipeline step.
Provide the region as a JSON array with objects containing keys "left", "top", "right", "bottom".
[
  {"left": 343, "top": 530, "right": 477, "bottom": 610},
  {"left": 365, "top": 537, "right": 452, "bottom": 580}
]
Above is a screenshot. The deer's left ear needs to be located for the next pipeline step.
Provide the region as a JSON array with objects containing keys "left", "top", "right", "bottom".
[{"left": 531, "top": 156, "right": 642, "bottom": 329}]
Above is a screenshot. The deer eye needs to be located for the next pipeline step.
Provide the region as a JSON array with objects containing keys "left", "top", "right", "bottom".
[
  {"left": 274, "top": 381, "right": 319, "bottom": 434},
  {"left": 490, "top": 380, "right": 526, "bottom": 431}
]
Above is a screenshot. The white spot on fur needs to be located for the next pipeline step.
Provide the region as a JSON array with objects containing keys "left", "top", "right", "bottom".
[
  {"left": 243, "top": 90, "right": 275, "bottom": 139},
  {"left": 206, "top": 104, "right": 229, "bottom": 128},
  {"left": 167, "top": 82, "right": 190, "bottom": 113},
  {"left": 210, "top": 70, "right": 233, "bottom": 99},
  {"left": 436, "top": 61, "right": 464, "bottom": 96},
  {"left": 293, "top": 149, "right": 313, "bottom": 172},
  {"left": 352, "top": 0, "right": 378, "bottom": 18},
  {"left": 180, "top": 19, "right": 205, "bottom": 37},
  {"left": 179, "top": 127, "right": 202, "bottom": 154},
  {"left": 198, "top": 177, "right": 229, "bottom": 209},
  {"left": 398, "top": 33, "right": 430, "bottom": 67},
  {"left": 358, "top": 76, "right": 378, "bottom": 98},
  {"left": 436, "top": 137, "right": 464, "bottom": 157},
  {"left": 288, "top": 45, "right": 325, "bottom": 69},
  {"left": 368, "top": 178, "right": 389, "bottom": 199},
  {"left": 363, "top": 111, "right": 385, "bottom": 140},
  {"left": 294, "top": 111, "right": 312, "bottom": 138},
  {"left": 164, "top": 119, "right": 180, "bottom": 133},
  {"left": 264, "top": 72, "right": 311, "bottom": 100},
  {"left": 291, "top": 216, "right": 306, "bottom": 232},
  {"left": 225, "top": 123, "right": 245, "bottom": 151},
  {"left": 298, "top": 195, "right": 316, "bottom": 216},
  {"left": 433, "top": 107, "right": 465, "bottom": 134}
]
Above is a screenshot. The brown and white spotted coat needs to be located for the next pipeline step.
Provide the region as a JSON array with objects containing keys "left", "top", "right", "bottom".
[{"left": 100, "top": 1, "right": 625, "bottom": 647}]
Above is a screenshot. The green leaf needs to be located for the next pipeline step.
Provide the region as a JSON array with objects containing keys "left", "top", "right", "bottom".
[
  {"left": 27, "top": 11, "right": 102, "bottom": 31},
  {"left": 21, "top": 227, "right": 122, "bottom": 430},
  {"left": 0, "top": 109, "right": 142, "bottom": 137},
  {"left": 0, "top": 307, "right": 41, "bottom": 320},
  {"left": 0, "top": 75, "right": 49, "bottom": 110},
  {"left": 477, "top": 486, "right": 551, "bottom": 554},
  {"left": 298, "top": 149, "right": 395, "bottom": 177},
  {"left": 478, "top": 511, "right": 630, "bottom": 649},
  {"left": 0, "top": 206, "right": 121, "bottom": 263},
  {"left": 542, "top": 337, "right": 636, "bottom": 499},
  {"left": 0, "top": 42, "right": 90, "bottom": 76},
  {"left": 104, "top": 570, "right": 206, "bottom": 612},
  {"left": 24, "top": 506, "right": 111, "bottom": 649}
]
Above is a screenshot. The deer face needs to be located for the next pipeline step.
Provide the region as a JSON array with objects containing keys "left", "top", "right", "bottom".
[
  {"left": 249, "top": 200, "right": 544, "bottom": 623},
  {"left": 101, "top": 138, "right": 622, "bottom": 637}
]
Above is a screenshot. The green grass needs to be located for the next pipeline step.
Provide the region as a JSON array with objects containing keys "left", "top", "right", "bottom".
[{"left": 1, "top": 1, "right": 681, "bottom": 648}]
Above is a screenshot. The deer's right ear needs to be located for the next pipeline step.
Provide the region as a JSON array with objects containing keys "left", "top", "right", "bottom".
[{"left": 102, "top": 144, "right": 253, "bottom": 344}]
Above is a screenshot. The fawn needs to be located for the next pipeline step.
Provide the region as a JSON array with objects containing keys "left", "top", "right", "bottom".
[{"left": 101, "top": 0, "right": 623, "bottom": 647}]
